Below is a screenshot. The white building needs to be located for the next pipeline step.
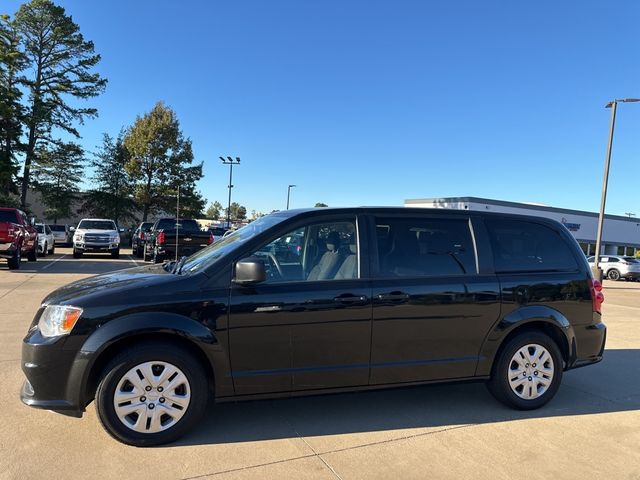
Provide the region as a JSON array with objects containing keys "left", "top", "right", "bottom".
[{"left": 404, "top": 196, "right": 640, "bottom": 257}]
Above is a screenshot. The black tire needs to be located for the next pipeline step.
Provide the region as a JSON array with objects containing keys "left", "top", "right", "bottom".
[
  {"left": 27, "top": 247, "right": 37, "bottom": 262},
  {"left": 607, "top": 269, "right": 621, "bottom": 281},
  {"left": 111, "top": 249, "right": 120, "bottom": 259},
  {"left": 153, "top": 248, "right": 164, "bottom": 264},
  {"left": 95, "top": 342, "right": 209, "bottom": 447},
  {"left": 49, "top": 244, "right": 55, "bottom": 255},
  {"left": 40, "top": 243, "right": 47, "bottom": 257},
  {"left": 7, "top": 249, "right": 20, "bottom": 270},
  {"left": 486, "top": 331, "right": 563, "bottom": 410},
  {"left": 73, "top": 249, "right": 83, "bottom": 259}
]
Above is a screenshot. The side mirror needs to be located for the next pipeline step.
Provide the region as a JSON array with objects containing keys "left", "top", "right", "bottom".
[
  {"left": 234, "top": 257, "right": 267, "bottom": 285},
  {"left": 69, "top": 226, "right": 75, "bottom": 232},
  {"left": 29, "top": 217, "right": 36, "bottom": 226},
  {"left": 119, "top": 228, "right": 125, "bottom": 233}
]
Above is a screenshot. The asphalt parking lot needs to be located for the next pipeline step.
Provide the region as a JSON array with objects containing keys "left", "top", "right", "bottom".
[{"left": 0, "top": 247, "right": 639, "bottom": 480}]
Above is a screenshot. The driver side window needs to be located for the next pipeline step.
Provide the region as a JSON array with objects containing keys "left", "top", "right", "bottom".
[{"left": 250, "top": 219, "right": 358, "bottom": 283}]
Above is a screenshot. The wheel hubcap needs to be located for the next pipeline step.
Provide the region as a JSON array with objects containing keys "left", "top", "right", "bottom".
[
  {"left": 508, "top": 344, "right": 554, "bottom": 400},
  {"left": 113, "top": 361, "right": 191, "bottom": 434}
]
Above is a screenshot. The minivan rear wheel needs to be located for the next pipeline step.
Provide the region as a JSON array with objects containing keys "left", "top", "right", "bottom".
[
  {"left": 487, "top": 331, "right": 563, "bottom": 410},
  {"left": 95, "top": 342, "right": 208, "bottom": 446}
]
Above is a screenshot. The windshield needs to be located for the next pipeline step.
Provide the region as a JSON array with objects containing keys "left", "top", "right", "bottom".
[
  {"left": 180, "top": 214, "right": 289, "bottom": 274},
  {"left": 141, "top": 222, "right": 153, "bottom": 231},
  {"left": 49, "top": 225, "right": 66, "bottom": 232},
  {"left": 78, "top": 220, "right": 116, "bottom": 230}
]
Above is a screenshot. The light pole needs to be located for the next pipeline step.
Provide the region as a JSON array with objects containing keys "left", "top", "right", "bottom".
[
  {"left": 592, "top": 98, "right": 640, "bottom": 281},
  {"left": 624, "top": 212, "right": 635, "bottom": 220},
  {"left": 175, "top": 185, "right": 180, "bottom": 261},
  {"left": 286, "top": 184, "right": 296, "bottom": 210},
  {"left": 220, "top": 156, "right": 240, "bottom": 228}
]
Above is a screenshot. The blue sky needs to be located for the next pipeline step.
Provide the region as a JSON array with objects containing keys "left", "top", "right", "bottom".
[{"left": 4, "top": 0, "right": 640, "bottom": 215}]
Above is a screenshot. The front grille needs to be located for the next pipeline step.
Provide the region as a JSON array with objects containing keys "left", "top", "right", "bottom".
[{"left": 84, "top": 234, "right": 110, "bottom": 243}]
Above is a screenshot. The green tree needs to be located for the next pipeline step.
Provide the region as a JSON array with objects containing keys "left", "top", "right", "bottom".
[
  {"left": 124, "top": 102, "right": 204, "bottom": 221},
  {"left": 225, "top": 202, "right": 247, "bottom": 221},
  {"left": 206, "top": 200, "right": 223, "bottom": 220},
  {"left": 32, "top": 142, "right": 84, "bottom": 222},
  {"left": 315, "top": 202, "right": 328, "bottom": 207},
  {"left": 14, "top": 0, "right": 106, "bottom": 209},
  {"left": 0, "top": 14, "right": 25, "bottom": 205},
  {"left": 82, "top": 131, "right": 137, "bottom": 225}
]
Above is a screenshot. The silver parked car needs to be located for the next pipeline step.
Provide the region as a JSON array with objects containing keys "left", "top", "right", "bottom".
[
  {"left": 48, "top": 224, "right": 72, "bottom": 246},
  {"left": 587, "top": 255, "right": 640, "bottom": 281}
]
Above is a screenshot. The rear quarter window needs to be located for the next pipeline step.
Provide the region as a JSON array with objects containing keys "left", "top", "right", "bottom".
[
  {"left": 485, "top": 218, "right": 578, "bottom": 273},
  {"left": 0, "top": 211, "right": 18, "bottom": 223}
]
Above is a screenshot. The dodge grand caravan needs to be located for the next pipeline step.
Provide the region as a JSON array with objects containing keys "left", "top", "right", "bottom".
[{"left": 21, "top": 208, "right": 606, "bottom": 446}]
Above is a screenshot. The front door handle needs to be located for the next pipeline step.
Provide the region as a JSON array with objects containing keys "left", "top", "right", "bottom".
[
  {"left": 375, "top": 292, "right": 410, "bottom": 302},
  {"left": 333, "top": 295, "right": 368, "bottom": 304}
]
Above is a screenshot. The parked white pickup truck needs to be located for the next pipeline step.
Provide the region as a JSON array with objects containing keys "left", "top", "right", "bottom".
[{"left": 72, "top": 218, "right": 120, "bottom": 259}]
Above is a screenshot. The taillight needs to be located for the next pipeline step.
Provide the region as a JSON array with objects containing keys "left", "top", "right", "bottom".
[
  {"left": 157, "top": 232, "right": 165, "bottom": 245},
  {"left": 7, "top": 227, "right": 16, "bottom": 241},
  {"left": 140, "top": 232, "right": 145, "bottom": 240},
  {"left": 209, "top": 232, "right": 214, "bottom": 244},
  {"left": 588, "top": 279, "right": 604, "bottom": 314}
]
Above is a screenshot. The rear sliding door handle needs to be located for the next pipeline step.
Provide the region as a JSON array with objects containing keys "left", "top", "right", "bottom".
[
  {"left": 375, "top": 292, "right": 410, "bottom": 302},
  {"left": 333, "top": 295, "right": 368, "bottom": 304}
]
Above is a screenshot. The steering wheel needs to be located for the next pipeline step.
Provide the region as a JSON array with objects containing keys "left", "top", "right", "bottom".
[{"left": 263, "top": 252, "right": 284, "bottom": 280}]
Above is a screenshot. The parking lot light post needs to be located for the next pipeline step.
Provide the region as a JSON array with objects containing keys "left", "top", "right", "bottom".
[
  {"left": 286, "top": 184, "right": 296, "bottom": 210},
  {"left": 220, "top": 156, "right": 240, "bottom": 228},
  {"left": 593, "top": 98, "right": 640, "bottom": 281}
]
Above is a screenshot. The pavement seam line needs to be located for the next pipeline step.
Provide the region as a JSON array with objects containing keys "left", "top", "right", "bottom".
[
  {"left": 40, "top": 254, "right": 68, "bottom": 270},
  {"left": 295, "top": 431, "right": 344, "bottom": 480},
  {"left": 180, "top": 423, "right": 476, "bottom": 479},
  {"left": 0, "top": 273, "right": 37, "bottom": 300}
]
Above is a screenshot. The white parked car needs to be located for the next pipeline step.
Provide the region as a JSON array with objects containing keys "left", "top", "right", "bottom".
[
  {"left": 73, "top": 218, "right": 120, "bottom": 259},
  {"left": 35, "top": 223, "right": 55, "bottom": 256},
  {"left": 587, "top": 255, "right": 640, "bottom": 281}
]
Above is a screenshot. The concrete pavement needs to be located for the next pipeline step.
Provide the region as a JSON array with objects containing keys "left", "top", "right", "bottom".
[{"left": 0, "top": 248, "right": 638, "bottom": 479}]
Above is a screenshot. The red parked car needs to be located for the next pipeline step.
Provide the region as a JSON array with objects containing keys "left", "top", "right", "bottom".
[{"left": 0, "top": 208, "right": 38, "bottom": 269}]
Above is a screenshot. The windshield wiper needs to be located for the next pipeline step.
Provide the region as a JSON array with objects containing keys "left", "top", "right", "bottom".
[{"left": 173, "top": 256, "right": 187, "bottom": 274}]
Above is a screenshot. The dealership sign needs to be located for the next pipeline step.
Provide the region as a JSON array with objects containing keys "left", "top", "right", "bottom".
[{"left": 561, "top": 217, "right": 581, "bottom": 232}]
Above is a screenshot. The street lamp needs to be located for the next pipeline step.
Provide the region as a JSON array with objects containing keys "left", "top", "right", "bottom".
[
  {"left": 592, "top": 98, "right": 640, "bottom": 281},
  {"left": 220, "top": 156, "right": 240, "bottom": 228},
  {"left": 286, "top": 184, "right": 296, "bottom": 210}
]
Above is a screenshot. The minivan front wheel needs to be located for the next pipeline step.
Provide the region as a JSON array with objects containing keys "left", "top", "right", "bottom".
[
  {"left": 487, "top": 332, "right": 563, "bottom": 410},
  {"left": 95, "top": 342, "right": 208, "bottom": 446}
]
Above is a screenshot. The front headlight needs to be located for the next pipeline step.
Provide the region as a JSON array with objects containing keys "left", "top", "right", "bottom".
[
  {"left": 111, "top": 234, "right": 120, "bottom": 243},
  {"left": 74, "top": 234, "right": 83, "bottom": 241},
  {"left": 38, "top": 305, "right": 83, "bottom": 337}
]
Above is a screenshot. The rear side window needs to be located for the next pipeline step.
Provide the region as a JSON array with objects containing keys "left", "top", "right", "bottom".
[
  {"left": 485, "top": 219, "right": 578, "bottom": 273},
  {"left": 375, "top": 217, "right": 476, "bottom": 277},
  {"left": 0, "top": 211, "right": 18, "bottom": 223}
]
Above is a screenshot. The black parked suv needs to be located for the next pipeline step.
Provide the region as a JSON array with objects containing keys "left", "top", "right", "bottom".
[{"left": 20, "top": 208, "right": 606, "bottom": 446}]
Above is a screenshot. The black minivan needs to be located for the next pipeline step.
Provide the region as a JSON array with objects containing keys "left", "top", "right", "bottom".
[{"left": 21, "top": 207, "right": 606, "bottom": 446}]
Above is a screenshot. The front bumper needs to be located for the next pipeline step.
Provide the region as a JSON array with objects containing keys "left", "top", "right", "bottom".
[
  {"left": 74, "top": 241, "right": 119, "bottom": 252},
  {"left": 21, "top": 328, "right": 86, "bottom": 417},
  {"left": 0, "top": 242, "right": 17, "bottom": 258}
]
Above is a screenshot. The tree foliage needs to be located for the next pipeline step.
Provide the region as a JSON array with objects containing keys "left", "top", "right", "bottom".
[
  {"left": 0, "top": 14, "right": 26, "bottom": 204},
  {"left": 82, "top": 131, "right": 137, "bottom": 226},
  {"left": 13, "top": 0, "right": 106, "bottom": 208},
  {"left": 124, "top": 102, "right": 204, "bottom": 220},
  {"left": 225, "top": 202, "right": 247, "bottom": 221},
  {"left": 32, "top": 141, "right": 84, "bottom": 222},
  {"left": 206, "top": 200, "right": 223, "bottom": 220},
  {"left": 315, "top": 202, "right": 328, "bottom": 208}
]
